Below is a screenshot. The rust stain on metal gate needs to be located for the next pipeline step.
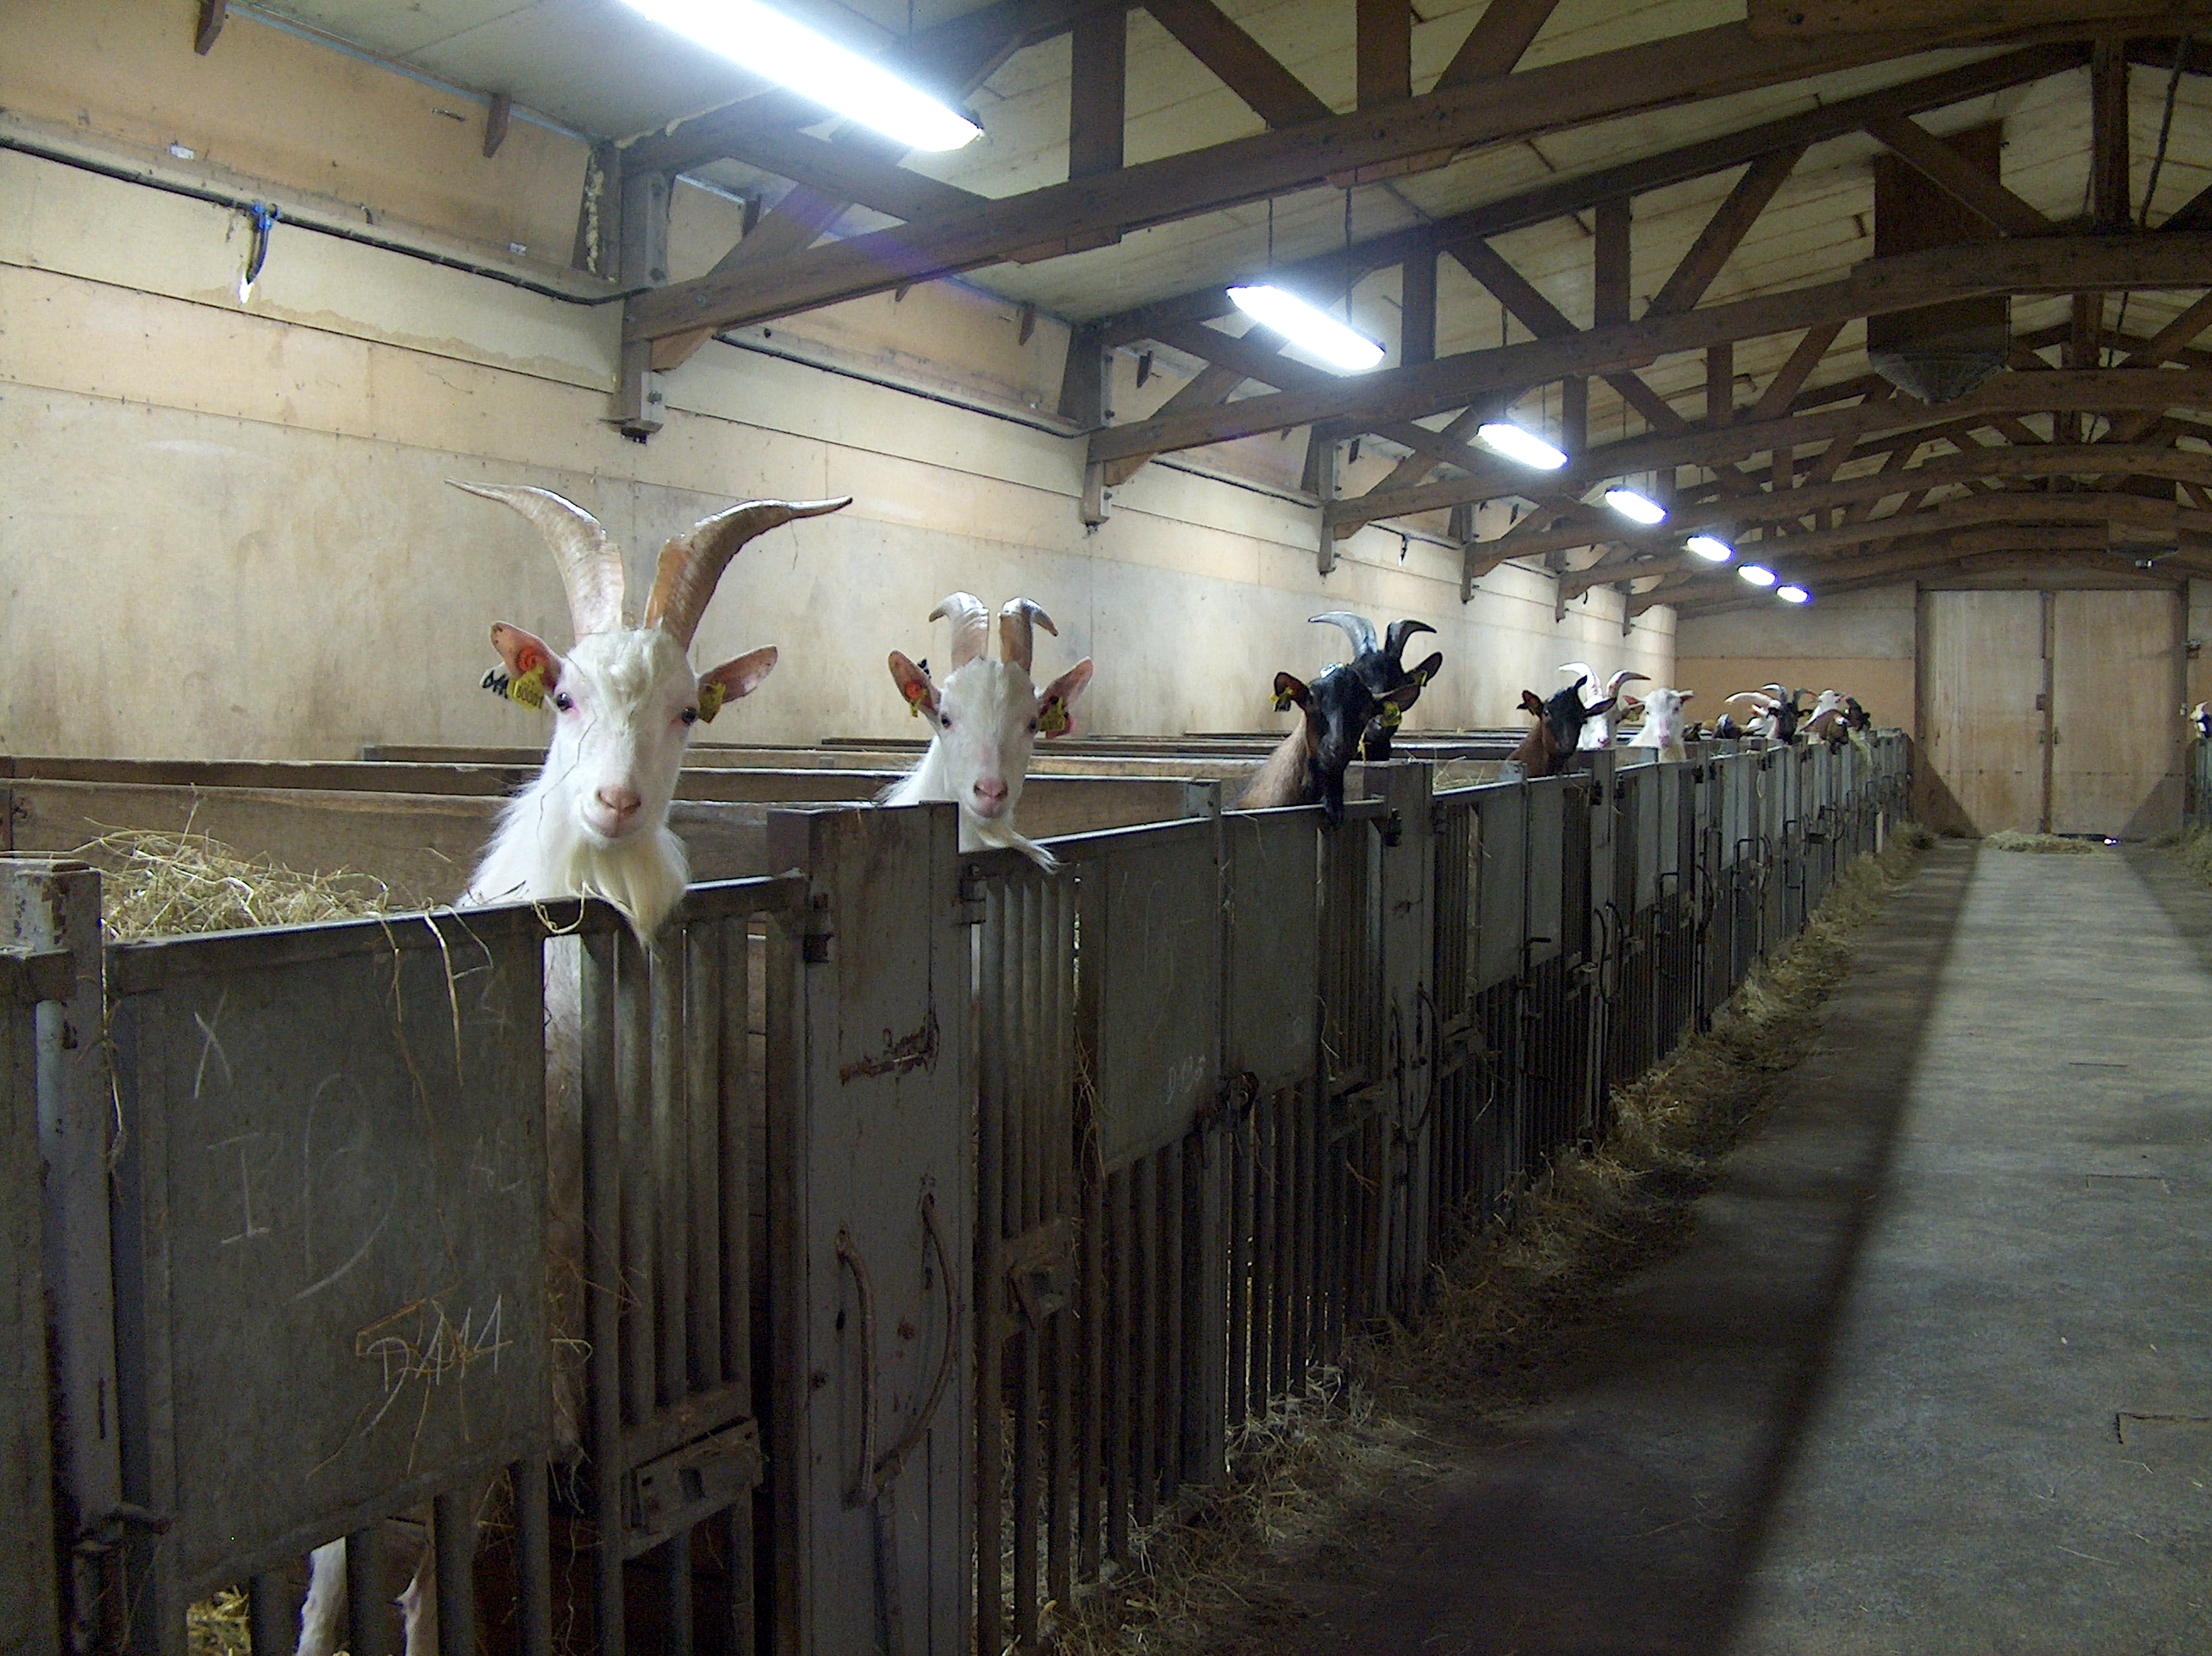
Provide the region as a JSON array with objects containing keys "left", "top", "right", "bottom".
[{"left": 841, "top": 1009, "right": 940, "bottom": 1083}]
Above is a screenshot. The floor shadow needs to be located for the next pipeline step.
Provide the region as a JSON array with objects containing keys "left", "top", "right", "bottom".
[{"left": 1234, "top": 846, "right": 1980, "bottom": 1656}]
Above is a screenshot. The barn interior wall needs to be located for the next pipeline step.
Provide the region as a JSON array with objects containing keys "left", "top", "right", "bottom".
[
  {"left": 0, "top": 7, "right": 1673, "bottom": 762},
  {"left": 1675, "top": 586, "right": 1920, "bottom": 736}
]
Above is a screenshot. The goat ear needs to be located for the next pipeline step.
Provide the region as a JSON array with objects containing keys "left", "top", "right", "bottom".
[
  {"left": 1382, "top": 675, "right": 1427, "bottom": 712},
  {"left": 1035, "top": 657, "right": 1092, "bottom": 740},
  {"left": 695, "top": 646, "right": 777, "bottom": 719},
  {"left": 483, "top": 624, "right": 562, "bottom": 708},
  {"left": 1402, "top": 652, "right": 1444, "bottom": 699},
  {"left": 1679, "top": 689, "right": 1695, "bottom": 702},
  {"left": 1584, "top": 697, "right": 1616, "bottom": 718},
  {"left": 1520, "top": 691, "right": 1546, "bottom": 715},
  {"left": 1273, "top": 672, "right": 1310, "bottom": 712},
  {"left": 1618, "top": 696, "right": 1644, "bottom": 715},
  {"left": 888, "top": 651, "right": 939, "bottom": 720}
]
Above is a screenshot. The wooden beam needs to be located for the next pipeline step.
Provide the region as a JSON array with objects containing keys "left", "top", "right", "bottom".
[
  {"left": 1358, "top": 0, "right": 1412, "bottom": 106},
  {"left": 1082, "top": 235, "right": 2212, "bottom": 466},
  {"left": 1142, "top": 0, "right": 1330, "bottom": 126},
  {"left": 1090, "top": 43, "right": 2083, "bottom": 350},
  {"left": 648, "top": 185, "right": 852, "bottom": 371},
  {"left": 720, "top": 129, "right": 990, "bottom": 222},
  {"left": 1070, "top": 5, "right": 1127, "bottom": 178},
  {"left": 1594, "top": 198, "right": 1631, "bottom": 327},
  {"left": 2092, "top": 37, "right": 2131, "bottom": 231},
  {"left": 1326, "top": 367, "right": 2212, "bottom": 531},
  {"left": 1437, "top": 0, "right": 1564, "bottom": 88},
  {"left": 1401, "top": 232, "right": 1438, "bottom": 366},
  {"left": 624, "top": 0, "right": 1111, "bottom": 176},
  {"left": 1748, "top": 322, "right": 1845, "bottom": 422},
  {"left": 628, "top": 20, "right": 2023, "bottom": 344},
  {"left": 2122, "top": 288, "right": 2212, "bottom": 365},
  {"left": 194, "top": 0, "right": 226, "bottom": 55},
  {"left": 483, "top": 92, "right": 511, "bottom": 159},
  {"left": 1863, "top": 113, "right": 2053, "bottom": 236},
  {"left": 1707, "top": 341, "right": 1734, "bottom": 426},
  {"left": 1645, "top": 145, "right": 1807, "bottom": 316}
]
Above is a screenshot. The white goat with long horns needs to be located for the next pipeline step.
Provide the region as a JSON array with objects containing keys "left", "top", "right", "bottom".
[
  {"left": 884, "top": 593, "right": 1092, "bottom": 870},
  {"left": 296, "top": 480, "right": 847, "bottom": 1656},
  {"left": 1559, "top": 663, "right": 1651, "bottom": 749}
]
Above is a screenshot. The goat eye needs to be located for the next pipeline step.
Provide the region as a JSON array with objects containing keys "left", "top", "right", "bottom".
[
  {"left": 553, "top": 692, "right": 574, "bottom": 713},
  {"left": 1028, "top": 719, "right": 1039, "bottom": 733},
  {"left": 681, "top": 707, "right": 699, "bottom": 725}
]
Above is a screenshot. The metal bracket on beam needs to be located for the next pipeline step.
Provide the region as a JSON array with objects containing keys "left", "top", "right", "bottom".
[
  {"left": 615, "top": 339, "right": 666, "bottom": 440},
  {"left": 1081, "top": 462, "right": 1112, "bottom": 527},
  {"left": 1306, "top": 436, "right": 1341, "bottom": 575},
  {"left": 1450, "top": 503, "right": 1477, "bottom": 602},
  {"left": 613, "top": 171, "right": 672, "bottom": 440}
]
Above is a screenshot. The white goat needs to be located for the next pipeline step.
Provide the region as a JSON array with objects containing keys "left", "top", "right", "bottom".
[
  {"left": 1559, "top": 663, "right": 1650, "bottom": 749},
  {"left": 298, "top": 480, "right": 847, "bottom": 1656},
  {"left": 882, "top": 593, "right": 1092, "bottom": 869},
  {"left": 1628, "top": 687, "right": 1695, "bottom": 761}
]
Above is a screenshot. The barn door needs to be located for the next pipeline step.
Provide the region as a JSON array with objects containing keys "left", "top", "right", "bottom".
[
  {"left": 2049, "top": 589, "right": 2184, "bottom": 838},
  {"left": 1920, "top": 590, "right": 2045, "bottom": 836}
]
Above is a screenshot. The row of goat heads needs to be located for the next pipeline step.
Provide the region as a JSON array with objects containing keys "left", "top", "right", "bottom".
[
  {"left": 1237, "top": 613, "right": 1443, "bottom": 820},
  {"left": 881, "top": 595, "right": 1093, "bottom": 869},
  {"left": 1723, "top": 684, "right": 1872, "bottom": 748},
  {"left": 1557, "top": 663, "right": 1650, "bottom": 750}
]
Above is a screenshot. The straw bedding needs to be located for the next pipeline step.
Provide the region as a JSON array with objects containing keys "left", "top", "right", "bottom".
[
  {"left": 1048, "top": 822, "right": 1936, "bottom": 1655},
  {"left": 1983, "top": 829, "right": 2105, "bottom": 855}
]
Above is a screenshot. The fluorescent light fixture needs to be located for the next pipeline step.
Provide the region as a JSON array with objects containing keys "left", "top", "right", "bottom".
[
  {"left": 1685, "top": 534, "right": 1734, "bottom": 562},
  {"left": 1604, "top": 487, "right": 1667, "bottom": 525},
  {"left": 617, "top": 0, "right": 982, "bottom": 151},
  {"left": 1477, "top": 422, "right": 1567, "bottom": 469},
  {"left": 1739, "top": 563, "right": 1777, "bottom": 587},
  {"left": 1226, "top": 286, "right": 1384, "bottom": 372},
  {"left": 1777, "top": 584, "right": 1810, "bottom": 604}
]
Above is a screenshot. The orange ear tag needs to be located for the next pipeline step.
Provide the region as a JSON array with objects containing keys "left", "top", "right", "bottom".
[{"left": 902, "top": 679, "right": 931, "bottom": 719}]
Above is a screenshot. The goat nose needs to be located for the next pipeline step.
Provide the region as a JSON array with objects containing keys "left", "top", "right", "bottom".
[
  {"left": 974, "top": 779, "right": 1008, "bottom": 805},
  {"left": 595, "top": 786, "right": 642, "bottom": 819}
]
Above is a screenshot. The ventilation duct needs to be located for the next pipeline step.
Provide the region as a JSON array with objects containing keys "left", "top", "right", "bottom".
[{"left": 1867, "top": 123, "right": 2010, "bottom": 404}]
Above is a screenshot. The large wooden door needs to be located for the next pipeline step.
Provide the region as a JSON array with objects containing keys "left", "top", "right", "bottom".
[
  {"left": 2050, "top": 589, "right": 2184, "bottom": 838},
  {"left": 1919, "top": 590, "right": 2045, "bottom": 836}
]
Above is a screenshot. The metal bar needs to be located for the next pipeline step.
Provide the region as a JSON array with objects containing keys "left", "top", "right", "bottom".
[
  {"left": 1077, "top": 1166, "right": 1103, "bottom": 1578},
  {"left": 617, "top": 929, "right": 657, "bottom": 1425},
  {"left": 1131, "top": 1151, "right": 1157, "bottom": 1525},
  {"left": 975, "top": 884, "right": 1008, "bottom": 1656},
  {"left": 661, "top": 1528, "right": 695, "bottom": 1656},
  {"left": 685, "top": 925, "right": 722, "bottom": 1394},
  {"left": 722, "top": 921, "right": 753, "bottom": 1391},
  {"left": 581, "top": 929, "right": 627, "bottom": 1656},
  {"left": 514, "top": 1457, "right": 554, "bottom": 1656},
  {"left": 433, "top": 1486, "right": 477, "bottom": 1656},
  {"left": 346, "top": 1526, "right": 390, "bottom": 1656},
  {"left": 1226, "top": 1112, "right": 1252, "bottom": 1431},
  {"left": 1014, "top": 1322, "right": 1040, "bottom": 1646},
  {"left": 652, "top": 937, "right": 689, "bottom": 1407},
  {"left": 1103, "top": 1166, "right": 1130, "bottom": 1564}
]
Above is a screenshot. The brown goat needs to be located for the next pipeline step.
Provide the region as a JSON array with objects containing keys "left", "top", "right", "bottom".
[{"left": 1511, "top": 680, "right": 1615, "bottom": 778}]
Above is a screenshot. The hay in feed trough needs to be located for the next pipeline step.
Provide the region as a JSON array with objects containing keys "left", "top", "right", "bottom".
[
  {"left": 1984, "top": 829, "right": 2104, "bottom": 855},
  {"left": 78, "top": 827, "right": 399, "bottom": 940}
]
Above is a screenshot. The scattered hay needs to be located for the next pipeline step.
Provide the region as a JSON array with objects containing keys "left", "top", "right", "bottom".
[
  {"left": 2164, "top": 825, "right": 2212, "bottom": 886},
  {"left": 76, "top": 827, "right": 397, "bottom": 940},
  {"left": 1052, "top": 822, "right": 1935, "bottom": 1655},
  {"left": 187, "top": 1589, "right": 250, "bottom": 1656},
  {"left": 1984, "top": 830, "right": 2104, "bottom": 855}
]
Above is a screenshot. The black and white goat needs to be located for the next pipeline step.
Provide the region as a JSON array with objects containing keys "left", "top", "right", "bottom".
[
  {"left": 1239, "top": 653, "right": 1429, "bottom": 820},
  {"left": 1558, "top": 663, "right": 1650, "bottom": 749},
  {"left": 883, "top": 593, "right": 1092, "bottom": 869},
  {"left": 1511, "top": 678, "right": 1617, "bottom": 777},
  {"left": 1310, "top": 612, "right": 1444, "bottom": 759},
  {"left": 1726, "top": 684, "right": 1807, "bottom": 742}
]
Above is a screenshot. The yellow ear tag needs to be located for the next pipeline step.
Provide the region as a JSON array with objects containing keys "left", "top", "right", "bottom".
[
  {"left": 1380, "top": 701, "right": 1404, "bottom": 730},
  {"left": 1271, "top": 689, "right": 1295, "bottom": 712},
  {"left": 1037, "top": 697, "right": 1070, "bottom": 738},
  {"left": 695, "top": 680, "right": 727, "bottom": 723},
  {"left": 482, "top": 663, "right": 547, "bottom": 710}
]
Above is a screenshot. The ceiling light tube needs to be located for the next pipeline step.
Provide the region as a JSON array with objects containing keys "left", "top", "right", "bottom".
[
  {"left": 618, "top": 0, "right": 982, "bottom": 150},
  {"left": 1739, "top": 563, "right": 1777, "bottom": 587},
  {"left": 1604, "top": 487, "right": 1667, "bottom": 525},
  {"left": 1226, "top": 285, "right": 1385, "bottom": 372},
  {"left": 1477, "top": 422, "right": 1567, "bottom": 469},
  {"left": 1777, "top": 584, "right": 1810, "bottom": 604},
  {"left": 1685, "top": 534, "right": 1734, "bottom": 562}
]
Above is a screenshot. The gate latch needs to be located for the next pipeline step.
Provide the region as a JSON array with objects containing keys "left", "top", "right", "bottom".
[{"left": 628, "top": 1418, "right": 763, "bottom": 1553}]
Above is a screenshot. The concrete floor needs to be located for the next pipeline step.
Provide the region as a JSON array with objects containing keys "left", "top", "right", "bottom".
[{"left": 1238, "top": 845, "right": 2212, "bottom": 1655}]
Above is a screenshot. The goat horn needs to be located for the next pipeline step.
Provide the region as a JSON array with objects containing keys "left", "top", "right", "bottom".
[
  {"left": 930, "top": 593, "right": 991, "bottom": 670},
  {"left": 1726, "top": 691, "right": 1774, "bottom": 709},
  {"left": 644, "top": 495, "right": 850, "bottom": 647},
  {"left": 1310, "top": 612, "right": 1379, "bottom": 657},
  {"left": 998, "top": 598, "right": 1057, "bottom": 673},
  {"left": 1604, "top": 670, "right": 1651, "bottom": 697},
  {"left": 450, "top": 479, "right": 626, "bottom": 639},
  {"left": 1383, "top": 618, "right": 1435, "bottom": 665}
]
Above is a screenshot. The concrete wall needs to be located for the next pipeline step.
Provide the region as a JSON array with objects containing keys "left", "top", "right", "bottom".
[
  {"left": 1677, "top": 586, "right": 1920, "bottom": 737},
  {"left": 0, "top": 5, "right": 1672, "bottom": 763}
]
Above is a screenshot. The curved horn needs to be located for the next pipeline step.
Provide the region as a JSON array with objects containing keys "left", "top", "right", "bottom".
[
  {"left": 998, "top": 598, "right": 1057, "bottom": 674},
  {"left": 1383, "top": 618, "right": 1435, "bottom": 666},
  {"left": 930, "top": 593, "right": 991, "bottom": 670},
  {"left": 1310, "top": 612, "right": 1379, "bottom": 657},
  {"left": 644, "top": 495, "right": 851, "bottom": 647},
  {"left": 1727, "top": 691, "right": 1776, "bottom": 710},
  {"left": 1603, "top": 670, "right": 1651, "bottom": 698},
  {"left": 450, "top": 479, "right": 625, "bottom": 639}
]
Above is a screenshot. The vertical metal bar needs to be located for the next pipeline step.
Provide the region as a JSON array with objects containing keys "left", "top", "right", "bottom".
[
  {"left": 975, "top": 884, "right": 1007, "bottom": 1656},
  {"left": 1014, "top": 1321, "right": 1040, "bottom": 1647},
  {"left": 433, "top": 1486, "right": 477, "bottom": 1656},
  {"left": 1159, "top": 1139, "right": 1185, "bottom": 1502},
  {"left": 661, "top": 1529, "right": 695, "bottom": 1656},
  {"left": 1259, "top": 1096, "right": 1283, "bottom": 1407},
  {"left": 581, "top": 926, "right": 627, "bottom": 1656},
  {"left": 1288, "top": 1087, "right": 1312, "bottom": 1390},
  {"left": 617, "top": 928, "right": 656, "bottom": 1424},
  {"left": 1046, "top": 1298, "right": 1072, "bottom": 1614},
  {"left": 652, "top": 935, "right": 688, "bottom": 1407},
  {"left": 721, "top": 920, "right": 753, "bottom": 1390},
  {"left": 1104, "top": 1166, "right": 1130, "bottom": 1564},
  {"left": 1131, "top": 1152, "right": 1157, "bottom": 1525},
  {"left": 1078, "top": 1166, "right": 1103, "bottom": 1579},
  {"left": 346, "top": 1528, "right": 389, "bottom": 1656},
  {"left": 685, "top": 925, "right": 722, "bottom": 1394},
  {"left": 1226, "top": 1113, "right": 1252, "bottom": 1434},
  {"left": 723, "top": 1502, "right": 757, "bottom": 1656},
  {"left": 514, "top": 1457, "right": 554, "bottom": 1656},
  {"left": 246, "top": 1575, "right": 288, "bottom": 1655}
]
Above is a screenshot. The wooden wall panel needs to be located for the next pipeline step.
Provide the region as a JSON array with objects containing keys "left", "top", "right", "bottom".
[
  {"left": 1919, "top": 590, "right": 2045, "bottom": 836},
  {"left": 2050, "top": 589, "right": 2185, "bottom": 838}
]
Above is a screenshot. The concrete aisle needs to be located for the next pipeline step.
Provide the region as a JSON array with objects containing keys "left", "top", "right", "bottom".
[{"left": 1241, "top": 845, "right": 2212, "bottom": 1656}]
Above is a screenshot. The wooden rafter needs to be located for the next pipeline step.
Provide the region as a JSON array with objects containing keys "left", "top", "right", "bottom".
[
  {"left": 624, "top": 20, "right": 2036, "bottom": 345},
  {"left": 1437, "top": 0, "right": 1564, "bottom": 87},
  {"left": 1862, "top": 114, "right": 2053, "bottom": 235},
  {"left": 1143, "top": 0, "right": 1330, "bottom": 127}
]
